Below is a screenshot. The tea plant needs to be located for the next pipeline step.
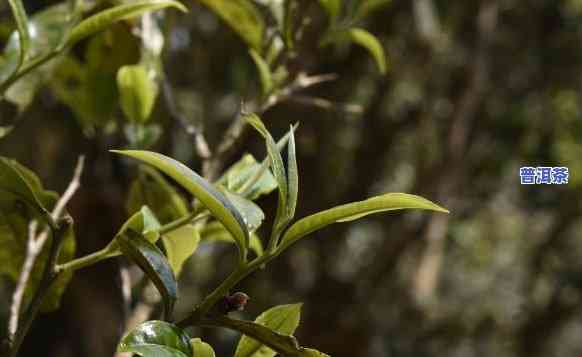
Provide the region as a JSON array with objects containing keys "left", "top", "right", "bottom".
[{"left": 0, "top": 1, "right": 448, "bottom": 356}]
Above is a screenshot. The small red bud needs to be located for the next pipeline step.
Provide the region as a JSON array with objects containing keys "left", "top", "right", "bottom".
[{"left": 224, "top": 292, "right": 250, "bottom": 312}]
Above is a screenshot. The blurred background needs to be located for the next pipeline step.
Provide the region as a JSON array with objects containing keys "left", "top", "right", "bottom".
[{"left": 2, "top": 0, "right": 582, "bottom": 356}]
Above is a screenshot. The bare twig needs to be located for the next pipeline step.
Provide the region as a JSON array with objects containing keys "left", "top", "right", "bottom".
[{"left": 7, "top": 156, "right": 85, "bottom": 340}]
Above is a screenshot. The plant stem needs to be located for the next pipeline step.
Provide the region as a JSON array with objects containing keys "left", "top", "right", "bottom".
[
  {"left": 158, "top": 207, "right": 206, "bottom": 235},
  {"left": 8, "top": 217, "right": 71, "bottom": 357},
  {"left": 54, "top": 246, "right": 114, "bottom": 273}
]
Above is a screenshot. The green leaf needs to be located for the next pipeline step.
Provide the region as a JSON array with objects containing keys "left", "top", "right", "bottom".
[
  {"left": 347, "top": 28, "right": 387, "bottom": 74},
  {"left": 245, "top": 114, "right": 290, "bottom": 236},
  {"left": 318, "top": 0, "right": 341, "bottom": 21},
  {"left": 195, "top": 0, "right": 265, "bottom": 51},
  {"left": 118, "top": 230, "right": 178, "bottom": 320},
  {"left": 105, "top": 206, "right": 162, "bottom": 257},
  {"left": 218, "top": 154, "right": 278, "bottom": 200},
  {"left": 235, "top": 303, "right": 302, "bottom": 357},
  {"left": 301, "top": 349, "right": 331, "bottom": 357},
  {"left": 190, "top": 338, "right": 216, "bottom": 357},
  {"left": 201, "top": 221, "right": 264, "bottom": 257},
  {"left": 222, "top": 190, "right": 265, "bottom": 232},
  {"left": 117, "top": 64, "right": 158, "bottom": 123},
  {"left": 8, "top": 0, "right": 30, "bottom": 71},
  {"left": 354, "top": 0, "right": 391, "bottom": 21},
  {"left": 162, "top": 224, "right": 200, "bottom": 275},
  {"left": 279, "top": 193, "right": 449, "bottom": 249},
  {"left": 111, "top": 150, "right": 250, "bottom": 261},
  {"left": 127, "top": 166, "right": 189, "bottom": 223},
  {"left": 0, "top": 157, "right": 52, "bottom": 222},
  {"left": 249, "top": 49, "right": 273, "bottom": 96},
  {"left": 286, "top": 126, "right": 298, "bottom": 221},
  {"left": 119, "top": 320, "right": 192, "bottom": 357},
  {"left": 0, "top": 126, "right": 14, "bottom": 139},
  {"left": 0, "top": 3, "right": 73, "bottom": 85},
  {"left": 67, "top": 0, "right": 187, "bottom": 47}
]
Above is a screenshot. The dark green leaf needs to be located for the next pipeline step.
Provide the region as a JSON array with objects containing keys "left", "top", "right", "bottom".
[
  {"left": 117, "top": 64, "right": 159, "bottom": 123},
  {"left": 118, "top": 230, "right": 178, "bottom": 320},
  {"left": 111, "top": 150, "right": 250, "bottom": 261},
  {"left": 222, "top": 190, "right": 265, "bottom": 232},
  {"left": 279, "top": 193, "right": 449, "bottom": 250},
  {"left": 195, "top": 0, "right": 265, "bottom": 51},
  {"left": 119, "top": 320, "right": 192, "bottom": 357},
  {"left": 235, "top": 304, "right": 302, "bottom": 357}
]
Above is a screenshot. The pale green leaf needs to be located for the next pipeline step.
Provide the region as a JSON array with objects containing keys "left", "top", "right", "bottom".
[
  {"left": 222, "top": 190, "right": 265, "bottom": 232},
  {"left": 347, "top": 27, "right": 387, "bottom": 74},
  {"left": 117, "top": 64, "right": 158, "bottom": 123},
  {"left": 279, "top": 193, "right": 449, "bottom": 250},
  {"left": 286, "top": 126, "right": 298, "bottom": 220},
  {"left": 195, "top": 0, "right": 264, "bottom": 51},
  {"left": 201, "top": 221, "right": 264, "bottom": 257},
  {"left": 249, "top": 49, "right": 273, "bottom": 95},
  {"left": 190, "top": 338, "right": 216, "bottom": 357},
  {"left": 111, "top": 150, "right": 249, "bottom": 260},
  {"left": 235, "top": 303, "right": 302, "bottom": 357},
  {"left": 0, "top": 126, "right": 13, "bottom": 139},
  {"left": 162, "top": 224, "right": 200, "bottom": 275},
  {"left": 218, "top": 154, "right": 277, "bottom": 200},
  {"left": 67, "top": 0, "right": 187, "bottom": 47}
]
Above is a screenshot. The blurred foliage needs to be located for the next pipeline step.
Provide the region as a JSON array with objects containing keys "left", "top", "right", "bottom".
[{"left": 1, "top": 0, "right": 582, "bottom": 357}]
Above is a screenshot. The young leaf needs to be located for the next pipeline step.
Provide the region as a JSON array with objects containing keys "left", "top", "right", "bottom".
[
  {"left": 222, "top": 190, "right": 265, "bottom": 232},
  {"left": 318, "top": 0, "right": 341, "bottom": 21},
  {"left": 201, "top": 221, "right": 264, "bottom": 257},
  {"left": 190, "top": 338, "right": 216, "bottom": 357},
  {"left": 279, "top": 193, "right": 449, "bottom": 250},
  {"left": 245, "top": 114, "right": 290, "bottom": 236},
  {"left": 8, "top": 0, "right": 30, "bottom": 71},
  {"left": 218, "top": 154, "right": 277, "bottom": 200},
  {"left": 347, "top": 28, "right": 387, "bottom": 74},
  {"left": 119, "top": 320, "right": 192, "bottom": 357},
  {"left": 0, "top": 157, "right": 53, "bottom": 223},
  {"left": 111, "top": 150, "right": 249, "bottom": 261},
  {"left": 195, "top": 0, "right": 265, "bottom": 52},
  {"left": 118, "top": 230, "right": 178, "bottom": 320},
  {"left": 286, "top": 126, "right": 298, "bottom": 221},
  {"left": 67, "top": 0, "right": 187, "bottom": 47},
  {"left": 249, "top": 49, "right": 273, "bottom": 96},
  {"left": 235, "top": 303, "right": 302, "bottom": 357},
  {"left": 117, "top": 64, "right": 159, "bottom": 123},
  {"left": 162, "top": 224, "right": 200, "bottom": 275}
]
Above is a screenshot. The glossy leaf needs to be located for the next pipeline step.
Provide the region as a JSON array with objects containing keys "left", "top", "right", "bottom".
[
  {"left": 111, "top": 150, "right": 249, "bottom": 260},
  {"left": 119, "top": 320, "right": 192, "bottom": 357},
  {"left": 235, "top": 303, "right": 302, "bottom": 357},
  {"left": 117, "top": 64, "right": 158, "bottom": 123},
  {"left": 195, "top": 0, "right": 265, "bottom": 51},
  {"left": 191, "top": 338, "right": 216, "bottom": 357},
  {"left": 118, "top": 230, "right": 178, "bottom": 320},
  {"left": 219, "top": 154, "right": 278, "bottom": 200},
  {"left": 318, "top": 0, "right": 341, "bottom": 21},
  {"left": 8, "top": 0, "right": 30, "bottom": 71},
  {"left": 286, "top": 126, "right": 298, "bottom": 221},
  {"left": 222, "top": 190, "right": 265, "bottom": 232},
  {"left": 201, "top": 221, "right": 264, "bottom": 257},
  {"left": 162, "top": 224, "right": 200, "bottom": 275},
  {"left": 347, "top": 28, "right": 387, "bottom": 74},
  {"left": 245, "top": 114, "right": 290, "bottom": 235},
  {"left": 67, "top": 0, "right": 187, "bottom": 47},
  {"left": 249, "top": 49, "right": 273, "bottom": 95},
  {"left": 280, "top": 193, "right": 449, "bottom": 249}
]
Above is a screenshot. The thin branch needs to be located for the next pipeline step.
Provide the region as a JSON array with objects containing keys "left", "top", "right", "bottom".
[{"left": 7, "top": 156, "right": 84, "bottom": 345}]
